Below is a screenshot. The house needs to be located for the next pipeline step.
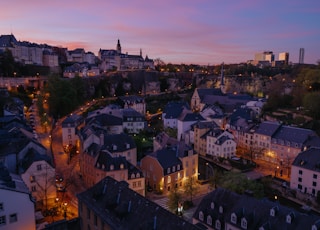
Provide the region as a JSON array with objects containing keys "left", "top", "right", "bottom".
[
  {"left": 0, "top": 163, "right": 36, "bottom": 230},
  {"left": 153, "top": 132, "right": 199, "bottom": 184},
  {"left": 85, "top": 113, "right": 123, "bottom": 134},
  {"left": 20, "top": 149, "right": 56, "bottom": 208},
  {"left": 191, "top": 88, "right": 224, "bottom": 112},
  {"left": 177, "top": 112, "right": 205, "bottom": 141},
  {"left": 3, "top": 97, "right": 25, "bottom": 119},
  {"left": 162, "top": 101, "right": 190, "bottom": 129},
  {"left": 121, "top": 108, "right": 146, "bottom": 134},
  {"left": 193, "top": 187, "right": 320, "bottom": 230},
  {"left": 140, "top": 147, "right": 184, "bottom": 193},
  {"left": 290, "top": 147, "right": 320, "bottom": 196},
  {"left": 118, "top": 95, "right": 146, "bottom": 115},
  {"left": 77, "top": 176, "right": 197, "bottom": 230},
  {"left": 199, "top": 104, "right": 226, "bottom": 129},
  {"left": 61, "top": 114, "right": 83, "bottom": 148},
  {"left": 206, "top": 129, "right": 236, "bottom": 159},
  {"left": 79, "top": 149, "right": 145, "bottom": 196}
]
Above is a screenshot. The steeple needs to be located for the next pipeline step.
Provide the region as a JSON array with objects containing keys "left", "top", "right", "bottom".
[
  {"left": 116, "top": 39, "right": 121, "bottom": 54},
  {"left": 220, "top": 62, "right": 226, "bottom": 94},
  {"left": 140, "top": 48, "right": 142, "bottom": 57}
]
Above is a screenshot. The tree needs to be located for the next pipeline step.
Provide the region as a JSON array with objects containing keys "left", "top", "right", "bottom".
[
  {"left": 167, "top": 186, "right": 182, "bottom": 214},
  {"left": 183, "top": 176, "right": 199, "bottom": 203},
  {"left": 303, "top": 92, "right": 320, "bottom": 119},
  {"left": 219, "top": 171, "right": 264, "bottom": 198}
]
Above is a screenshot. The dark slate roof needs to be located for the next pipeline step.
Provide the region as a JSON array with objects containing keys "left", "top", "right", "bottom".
[
  {"left": 95, "top": 150, "right": 128, "bottom": 171},
  {"left": 0, "top": 34, "right": 18, "bottom": 47},
  {"left": 229, "top": 107, "right": 255, "bottom": 126},
  {"left": 20, "top": 148, "right": 52, "bottom": 173},
  {"left": 122, "top": 108, "right": 144, "bottom": 118},
  {"left": 191, "top": 121, "right": 219, "bottom": 130},
  {"left": 118, "top": 95, "right": 145, "bottom": 104},
  {"left": 79, "top": 124, "right": 107, "bottom": 142},
  {"left": 77, "top": 176, "right": 197, "bottom": 230},
  {"left": 0, "top": 163, "right": 29, "bottom": 193},
  {"left": 103, "top": 133, "right": 136, "bottom": 152},
  {"left": 149, "top": 148, "right": 183, "bottom": 175},
  {"left": 272, "top": 126, "right": 315, "bottom": 145},
  {"left": 194, "top": 187, "right": 320, "bottom": 230},
  {"left": 196, "top": 88, "right": 224, "bottom": 100},
  {"left": 86, "top": 113, "right": 122, "bottom": 127},
  {"left": 61, "top": 114, "right": 83, "bottom": 128},
  {"left": 254, "top": 121, "right": 281, "bottom": 136},
  {"left": 164, "top": 101, "right": 190, "bottom": 119},
  {"left": 292, "top": 147, "right": 320, "bottom": 172},
  {"left": 180, "top": 113, "right": 205, "bottom": 122}
]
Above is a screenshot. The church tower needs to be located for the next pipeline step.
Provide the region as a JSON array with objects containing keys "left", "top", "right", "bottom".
[
  {"left": 116, "top": 39, "right": 121, "bottom": 54},
  {"left": 220, "top": 62, "right": 226, "bottom": 94}
]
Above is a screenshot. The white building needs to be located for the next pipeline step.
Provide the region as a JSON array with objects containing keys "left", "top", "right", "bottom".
[
  {"left": 206, "top": 130, "right": 236, "bottom": 158},
  {"left": 0, "top": 164, "right": 36, "bottom": 230},
  {"left": 290, "top": 147, "right": 320, "bottom": 196},
  {"left": 61, "top": 114, "right": 83, "bottom": 147},
  {"left": 177, "top": 112, "right": 205, "bottom": 141}
]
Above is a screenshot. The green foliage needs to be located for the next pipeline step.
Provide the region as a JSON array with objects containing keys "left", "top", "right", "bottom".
[
  {"left": 183, "top": 176, "right": 199, "bottom": 202},
  {"left": 218, "top": 171, "right": 264, "bottom": 198},
  {"left": 303, "top": 92, "right": 320, "bottom": 119},
  {"left": 167, "top": 187, "right": 182, "bottom": 213}
]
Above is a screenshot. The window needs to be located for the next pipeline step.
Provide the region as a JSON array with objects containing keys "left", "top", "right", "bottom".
[
  {"left": 298, "top": 184, "right": 302, "bottom": 190},
  {"left": 138, "top": 181, "right": 141, "bottom": 187},
  {"left": 0, "top": 216, "right": 5, "bottom": 226},
  {"left": 241, "top": 218, "right": 247, "bottom": 229},
  {"left": 210, "top": 202, "right": 215, "bottom": 210},
  {"left": 314, "top": 174, "right": 318, "bottom": 179},
  {"left": 133, "top": 182, "right": 137, "bottom": 188},
  {"left": 215, "top": 220, "right": 221, "bottom": 230},
  {"left": 168, "top": 176, "right": 171, "bottom": 183},
  {"left": 199, "top": 211, "right": 204, "bottom": 221},
  {"left": 173, "top": 166, "right": 175, "bottom": 172},
  {"left": 299, "top": 170, "right": 303, "bottom": 175},
  {"left": 9, "top": 214, "right": 17, "bottom": 223},
  {"left": 231, "top": 213, "right": 237, "bottom": 224},
  {"left": 207, "top": 215, "right": 212, "bottom": 226},
  {"left": 31, "top": 186, "right": 36, "bottom": 192},
  {"left": 313, "top": 181, "right": 317, "bottom": 187},
  {"left": 219, "top": 206, "right": 223, "bottom": 214},
  {"left": 298, "top": 177, "right": 302, "bottom": 182},
  {"left": 0, "top": 203, "right": 3, "bottom": 211},
  {"left": 37, "top": 164, "right": 42, "bottom": 171},
  {"left": 30, "top": 175, "right": 35, "bottom": 183},
  {"left": 167, "top": 168, "right": 170, "bottom": 174},
  {"left": 177, "top": 165, "right": 180, "bottom": 170}
]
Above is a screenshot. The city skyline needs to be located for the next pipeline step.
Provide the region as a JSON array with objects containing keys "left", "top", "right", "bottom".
[{"left": 1, "top": 0, "right": 320, "bottom": 65}]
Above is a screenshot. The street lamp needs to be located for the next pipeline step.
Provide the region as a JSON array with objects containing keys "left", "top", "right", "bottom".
[{"left": 63, "top": 202, "right": 68, "bottom": 219}]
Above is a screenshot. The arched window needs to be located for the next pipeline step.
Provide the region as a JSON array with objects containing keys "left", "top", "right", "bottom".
[
  {"left": 207, "top": 215, "right": 212, "bottom": 226},
  {"left": 199, "top": 211, "right": 204, "bottom": 221}
]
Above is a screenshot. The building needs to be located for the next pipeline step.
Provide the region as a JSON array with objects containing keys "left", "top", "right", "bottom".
[
  {"left": 290, "top": 147, "right": 320, "bottom": 196},
  {"left": 140, "top": 147, "right": 184, "bottom": 193},
  {"left": 0, "top": 164, "right": 36, "bottom": 230},
  {"left": 299, "top": 48, "right": 305, "bottom": 64},
  {"left": 279, "top": 52, "right": 289, "bottom": 65},
  {"left": 20, "top": 149, "right": 56, "bottom": 208},
  {"left": 121, "top": 108, "right": 146, "bottom": 134},
  {"left": 177, "top": 112, "right": 205, "bottom": 141},
  {"left": 77, "top": 176, "right": 197, "bottom": 230},
  {"left": 253, "top": 51, "right": 274, "bottom": 66},
  {"left": 85, "top": 113, "right": 123, "bottom": 134},
  {"left": 193, "top": 187, "right": 320, "bottom": 230},
  {"left": 118, "top": 95, "right": 146, "bottom": 115},
  {"left": 61, "top": 114, "right": 83, "bottom": 148},
  {"left": 162, "top": 101, "right": 190, "bottom": 129}
]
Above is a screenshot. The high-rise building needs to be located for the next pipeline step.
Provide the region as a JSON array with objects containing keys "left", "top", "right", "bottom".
[
  {"left": 299, "top": 48, "right": 304, "bottom": 64},
  {"left": 279, "top": 52, "right": 289, "bottom": 65},
  {"left": 254, "top": 51, "right": 274, "bottom": 64}
]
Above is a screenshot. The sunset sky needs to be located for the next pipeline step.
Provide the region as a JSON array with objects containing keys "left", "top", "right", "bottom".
[{"left": 1, "top": 0, "right": 320, "bottom": 65}]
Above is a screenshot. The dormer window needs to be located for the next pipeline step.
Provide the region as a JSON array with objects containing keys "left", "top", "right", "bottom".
[
  {"left": 97, "top": 163, "right": 100, "bottom": 168},
  {"left": 215, "top": 220, "right": 221, "bottom": 230},
  {"left": 120, "top": 164, "right": 124, "bottom": 169},
  {"left": 219, "top": 206, "right": 223, "bottom": 214},
  {"left": 270, "top": 206, "right": 278, "bottom": 217},
  {"left": 286, "top": 212, "right": 295, "bottom": 224},
  {"left": 207, "top": 215, "right": 212, "bottom": 226},
  {"left": 177, "top": 165, "right": 180, "bottom": 170},
  {"left": 102, "top": 164, "right": 105, "bottom": 170},
  {"left": 167, "top": 168, "right": 171, "bottom": 174},
  {"left": 136, "top": 173, "right": 140, "bottom": 178},
  {"left": 241, "top": 217, "right": 247, "bottom": 229},
  {"left": 210, "top": 202, "right": 215, "bottom": 210},
  {"left": 231, "top": 213, "right": 237, "bottom": 224},
  {"left": 199, "top": 211, "right": 204, "bottom": 221},
  {"left": 131, "top": 173, "right": 135, "bottom": 179},
  {"left": 110, "top": 165, "right": 114, "bottom": 171},
  {"left": 173, "top": 166, "right": 176, "bottom": 172}
]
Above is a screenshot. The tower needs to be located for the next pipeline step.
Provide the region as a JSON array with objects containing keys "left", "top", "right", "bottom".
[
  {"left": 299, "top": 48, "right": 304, "bottom": 64},
  {"left": 116, "top": 39, "right": 121, "bottom": 54}
]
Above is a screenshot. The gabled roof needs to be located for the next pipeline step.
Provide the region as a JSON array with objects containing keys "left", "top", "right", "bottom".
[
  {"left": 103, "top": 133, "right": 136, "bottom": 152},
  {"left": 86, "top": 113, "right": 122, "bottom": 126},
  {"left": 179, "top": 113, "right": 205, "bottom": 122},
  {"left": 77, "top": 176, "right": 197, "bottom": 230},
  {"left": 196, "top": 88, "right": 224, "bottom": 100},
  {"left": 61, "top": 114, "right": 83, "bottom": 127},
  {"left": 0, "top": 34, "right": 18, "bottom": 47},
  {"left": 148, "top": 147, "right": 183, "bottom": 174},
  {"left": 164, "top": 101, "right": 190, "bottom": 119},
  {"left": 95, "top": 150, "right": 128, "bottom": 171},
  {"left": 20, "top": 148, "right": 52, "bottom": 173},
  {"left": 292, "top": 147, "right": 320, "bottom": 171},
  {"left": 254, "top": 121, "right": 281, "bottom": 136},
  {"left": 272, "top": 126, "right": 315, "bottom": 144},
  {"left": 194, "top": 188, "right": 320, "bottom": 230},
  {"left": 0, "top": 163, "right": 30, "bottom": 194}
]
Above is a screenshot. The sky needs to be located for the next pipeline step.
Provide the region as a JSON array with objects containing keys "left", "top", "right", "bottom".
[{"left": 1, "top": 0, "right": 320, "bottom": 65}]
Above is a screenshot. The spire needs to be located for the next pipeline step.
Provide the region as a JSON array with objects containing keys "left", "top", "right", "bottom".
[{"left": 116, "top": 39, "right": 121, "bottom": 54}]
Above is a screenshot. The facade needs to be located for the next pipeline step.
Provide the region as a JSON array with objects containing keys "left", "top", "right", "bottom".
[
  {"left": 206, "top": 130, "right": 236, "bottom": 159},
  {"left": 193, "top": 121, "right": 219, "bottom": 156},
  {"left": 162, "top": 101, "right": 190, "bottom": 129},
  {"left": 61, "top": 114, "right": 83, "bottom": 147},
  {"left": 177, "top": 112, "right": 205, "bottom": 141},
  {"left": 121, "top": 108, "right": 146, "bottom": 134},
  {"left": 140, "top": 147, "right": 184, "bottom": 193},
  {"left": 193, "top": 187, "right": 320, "bottom": 230},
  {"left": 20, "top": 151, "right": 56, "bottom": 207},
  {"left": 290, "top": 147, "right": 320, "bottom": 196},
  {"left": 0, "top": 164, "right": 36, "bottom": 230},
  {"left": 85, "top": 113, "right": 123, "bottom": 134},
  {"left": 118, "top": 95, "right": 146, "bottom": 115},
  {"left": 279, "top": 52, "right": 289, "bottom": 65},
  {"left": 77, "top": 176, "right": 197, "bottom": 230},
  {"left": 80, "top": 149, "right": 145, "bottom": 196}
]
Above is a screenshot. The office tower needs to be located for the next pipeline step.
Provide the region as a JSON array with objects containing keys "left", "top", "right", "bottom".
[
  {"left": 254, "top": 51, "right": 274, "bottom": 63},
  {"left": 279, "top": 52, "right": 289, "bottom": 65},
  {"left": 299, "top": 48, "right": 304, "bottom": 64}
]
